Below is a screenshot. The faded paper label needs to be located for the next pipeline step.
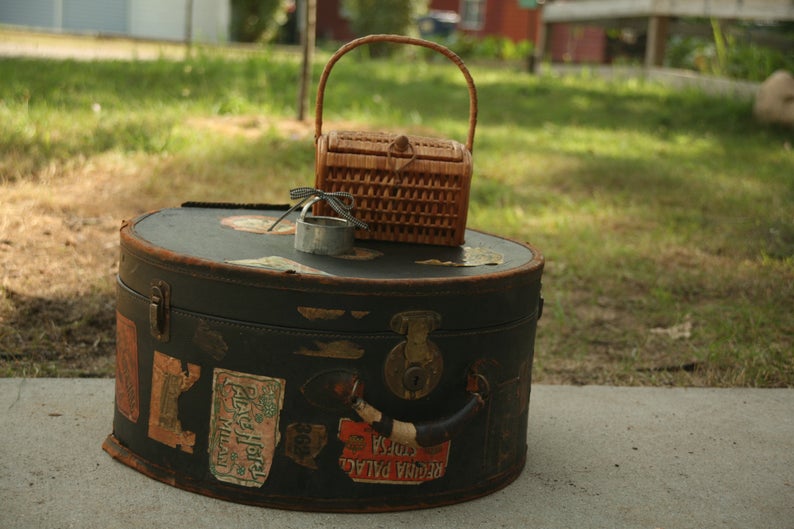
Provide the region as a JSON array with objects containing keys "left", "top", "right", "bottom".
[
  {"left": 115, "top": 311, "right": 139, "bottom": 423},
  {"left": 337, "top": 419, "right": 450, "bottom": 485},
  {"left": 332, "top": 247, "right": 383, "bottom": 261},
  {"left": 296, "top": 306, "right": 346, "bottom": 321},
  {"left": 293, "top": 340, "right": 365, "bottom": 360},
  {"left": 284, "top": 423, "right": 328, "bottom": 470},
  {"left": 226, "top": 256, "right": 332, "bottom": 276},
  {"left": 416, "top": 246, "right": 504, "bottom": 267},
  {"left": 148, "top": 351, "right": 201, "bottom": 453},
  {"left": 208, "top": 368, "right": 286, "bottom": 487},
  {"left": 295, "top": 307, "right": 370, "bottom": 322},
  {"left": 221, "top": 215, "right": 295, "bottom": 234},
  {"left": 192, "top": 319, "right": 228, "bottom": 362}
]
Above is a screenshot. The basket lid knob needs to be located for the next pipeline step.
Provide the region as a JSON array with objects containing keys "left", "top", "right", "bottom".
[{"left": 393, "top": 135, "right": 411, "bottom": 152}]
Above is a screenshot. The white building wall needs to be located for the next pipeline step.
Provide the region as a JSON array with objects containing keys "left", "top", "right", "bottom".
[
  {"left": 62, "top": 0, "right": 127, "bottom": 33},
  {"left": 0, "top": 0, "right": 229, "bottom": 42},
  {"left": 191, "top": 0, "right": 229, "bottom": 42},
  {"left": 0, "top": 0, "right": 57, "bottom": 29},
  {"left": 129, "top": 0, "right": 229, "bottom": 42},
  {"left": 129, "top": 0, "right": 188, "bottom": 41}
]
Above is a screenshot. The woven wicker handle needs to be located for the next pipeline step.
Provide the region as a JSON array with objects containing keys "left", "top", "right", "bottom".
[{"left": 315, "top": 34, "right": 478, "bottom": 153}]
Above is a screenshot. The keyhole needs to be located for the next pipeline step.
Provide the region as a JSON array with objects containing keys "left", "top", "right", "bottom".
[{"left": 403, "top": 366, "right": 428, "bottom": 392}]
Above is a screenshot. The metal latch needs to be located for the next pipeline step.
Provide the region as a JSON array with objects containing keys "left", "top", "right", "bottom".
[
  {"left": 384, "top": 311, "right": 443, "bottom": 400},
  {"left": 149, "top": 280, "right": 170, "bottom": 342}
]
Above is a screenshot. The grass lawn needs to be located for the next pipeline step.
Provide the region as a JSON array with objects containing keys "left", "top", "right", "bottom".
[{"left": 0, "top": 39, "right": 792, "bottom": 386}]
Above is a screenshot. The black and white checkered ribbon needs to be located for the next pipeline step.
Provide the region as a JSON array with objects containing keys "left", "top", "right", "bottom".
[{"left": 268, "top": 187, "right": 369, "bottom": 232}]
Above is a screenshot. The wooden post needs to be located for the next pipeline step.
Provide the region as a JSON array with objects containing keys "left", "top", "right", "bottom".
[
  {"left": 184, "top": 0, "right": 194, "bottom": 59},
  {"left": 532, "top": 20, "right": 547, "bottom": 73},
  {"left": 297, "top": 0, "right": 317, "bottom": 122},
  {"left": 645, "top": 15, "right": 669, "bottom": 68}
]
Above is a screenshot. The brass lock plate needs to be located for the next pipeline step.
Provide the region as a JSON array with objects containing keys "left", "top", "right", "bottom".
[{"left": 384, "top": 311, "right": 443, "bottom": 400}]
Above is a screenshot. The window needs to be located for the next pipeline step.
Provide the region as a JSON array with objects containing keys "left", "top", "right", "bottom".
[{"left": 460, "top": 0, "right": 486, "bottom": 30}]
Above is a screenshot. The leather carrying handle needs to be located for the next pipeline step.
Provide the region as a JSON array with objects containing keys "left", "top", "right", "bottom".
[
  {"left": 314, "top": 34, "right": 478, "bottom": 153},
  {"left": 350, "top": 371, "right": 489, "bottom": 448}
]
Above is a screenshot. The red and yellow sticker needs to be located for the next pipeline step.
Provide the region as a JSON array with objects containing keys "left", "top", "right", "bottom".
[{"left": 337, "top": 419, "right": 450, "bottom": 485}]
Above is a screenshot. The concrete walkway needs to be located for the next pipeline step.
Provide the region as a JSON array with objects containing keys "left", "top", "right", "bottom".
[{"left": 1, "top": 379, "right": 792, "bottom": 529}]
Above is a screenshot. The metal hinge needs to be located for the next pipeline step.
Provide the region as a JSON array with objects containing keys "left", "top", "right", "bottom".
[{"left": 149, "top": 280, "right": 171, "bottom": 342}]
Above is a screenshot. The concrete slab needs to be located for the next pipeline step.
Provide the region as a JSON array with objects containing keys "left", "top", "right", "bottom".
[{"left": 1, "top": 379, "right": 792, "bottom": 529}]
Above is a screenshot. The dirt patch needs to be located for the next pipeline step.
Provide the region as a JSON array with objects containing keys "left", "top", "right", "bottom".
[
  {"left": 0, "top": 139, "right": 708, "bottom": 383},
  {"left": 0, "top": 117, "right": 364, "bottom": 377},
  {"left": 186, "top": 116, "right": 316, "bottom": 140},
  {"left": 0, "top": 148, "right": 762, "bottom": 385},
  {"left": 0, "top": 155, "right": 133, "bottom": 376}
]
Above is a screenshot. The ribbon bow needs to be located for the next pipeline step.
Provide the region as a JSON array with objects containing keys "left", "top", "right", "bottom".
[{"left": 268, "top": 187, "right": 369, "bottom": 231}]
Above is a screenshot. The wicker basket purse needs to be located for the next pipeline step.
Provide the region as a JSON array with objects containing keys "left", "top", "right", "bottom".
[{"left": 314, "top": 34, "right": 478, "bottom": 246}]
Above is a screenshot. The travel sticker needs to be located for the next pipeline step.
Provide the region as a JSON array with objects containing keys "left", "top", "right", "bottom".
[
  {"left": 221, "top": 215, "right": 296, "bottom": 234},
  {"left": 115, "top": 311, "right": 139, "bottom": 423},
  {"left": 209, "top": 368, "right": 286, "bottom": 487},
  {"left": 148, "top": 351, "right": 201, "bottom": 453},
  {"left": 284, "top": 423, "right": 328, "bottom": 470},
  {"left": 337, "top": 418, "right": 450, "bottom": 485}
]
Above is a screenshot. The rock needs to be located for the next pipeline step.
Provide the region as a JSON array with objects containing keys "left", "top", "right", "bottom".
[{"left": 753, "top": 70, "right": 794, "bottom": 127}]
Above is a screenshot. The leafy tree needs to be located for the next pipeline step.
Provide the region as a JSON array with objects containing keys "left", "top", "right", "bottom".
[{"left": 342, "top": 0, "right": 428, "bottom": 55}]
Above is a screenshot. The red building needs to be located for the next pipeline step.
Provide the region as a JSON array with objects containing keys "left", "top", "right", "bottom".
[
  {"left": 316, "top": 1, "right": 542, "bottom": 44},
  {"left": 315, "top": 1, "right": 353, "bottom": 41},
  {"left": 313, "top": 1, "right": 606, "bottom": 64},
  {"left": 430, "top": 0, "right": 541, "bottom": 43},
  {"left": 547, "top": 24, "right": 606, "bottom": 63}
]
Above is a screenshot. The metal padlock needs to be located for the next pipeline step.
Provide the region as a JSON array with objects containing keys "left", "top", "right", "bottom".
[{"left": 294, "top": 197, "right": 355, "bottom": 256}]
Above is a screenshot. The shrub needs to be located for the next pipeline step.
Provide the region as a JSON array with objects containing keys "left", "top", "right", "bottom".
[
  {"left": 230, "top": 0, "right": 289, "bottom": 43},
  {"left": 664, "top": 20, "right": 794, "bottom": 82},
  {"left": 341, "top": 0, "right": 428, "bottom": 56},
  {"left": 445, "top": 33, "right": 533, "bottom": 61}
]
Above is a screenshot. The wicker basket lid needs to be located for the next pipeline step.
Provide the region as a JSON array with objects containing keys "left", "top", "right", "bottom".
[{"left": 327, "top": 131, "right": 466, "bottom": 162}]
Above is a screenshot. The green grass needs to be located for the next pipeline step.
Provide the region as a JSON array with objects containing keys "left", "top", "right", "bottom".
[{"left": 1, "top": 44, "right": 792, "bottom": 386}]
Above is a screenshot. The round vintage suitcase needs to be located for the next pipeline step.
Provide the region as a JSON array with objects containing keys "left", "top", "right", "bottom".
[{"left": 103, "top": 204, "right": 544, "bottom": 512}]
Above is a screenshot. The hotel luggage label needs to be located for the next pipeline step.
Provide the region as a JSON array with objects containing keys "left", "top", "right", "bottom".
[{"left": 208, "top": 368, "right": 286, "bottom": 487}]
